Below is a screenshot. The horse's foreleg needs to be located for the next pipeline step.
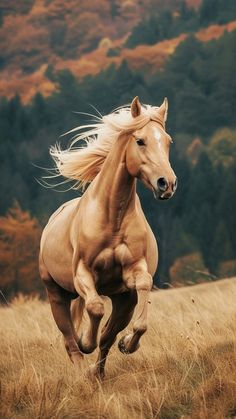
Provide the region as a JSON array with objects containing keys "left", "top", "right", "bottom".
[
  {"left": 44, "top": 277, "right": 83, "bottom": 365},
  {"left": 91, "top": 291, "right": 137, "bottom": 379},
  {"left": 119, "top": 261, "right": 153, "bottom": 354},
  {"left": 74, "top": 260, "right": 104, "bottom": 354}
]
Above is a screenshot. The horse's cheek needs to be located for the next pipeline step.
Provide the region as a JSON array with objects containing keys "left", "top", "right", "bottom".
[{"left": 126, "top": 141, "right": 142, "bottom": 177}]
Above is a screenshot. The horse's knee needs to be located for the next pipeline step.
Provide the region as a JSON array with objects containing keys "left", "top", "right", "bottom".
[
  {"left": 78, "top": 335, "right": 97, "bottom": 354},
  {"left": 135, "top": 272, "right": 153, "bottom": 291},
  {"left": 123, "top": 267, "right": 153, "bottom": 292},
  {"left": 86, "top": 298, "right": 104, "bottom": 319}
]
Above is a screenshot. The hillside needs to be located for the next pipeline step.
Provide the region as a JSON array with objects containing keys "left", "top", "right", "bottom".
[
  {"left": 1, "top": 278, "right": 236, "bottom": 418},
  {"left": 0, "top": 0, "right": 201, "bottom": 72},
  {"left": 3, "top": 0, "right": 233, "bottom": 104},
  {"left": 1, "top": 19, "right": 235, "bottom": 104}
]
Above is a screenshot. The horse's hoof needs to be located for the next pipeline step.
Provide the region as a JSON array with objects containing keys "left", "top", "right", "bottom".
[
  {"left": 118, "top": 336, "right": 131, "bottom": 354},
  {"left": 118, "top": 335, "right": 140, "bottom": 354}
]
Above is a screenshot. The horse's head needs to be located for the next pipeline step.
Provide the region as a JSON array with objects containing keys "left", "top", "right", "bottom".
[{"left": 126, "top": 96, "right": 177, "bottom": 200}]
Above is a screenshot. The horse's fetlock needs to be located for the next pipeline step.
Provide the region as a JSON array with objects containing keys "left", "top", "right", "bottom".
[{"left": 133, "top": 322, "right": 147, "bottom": 335}]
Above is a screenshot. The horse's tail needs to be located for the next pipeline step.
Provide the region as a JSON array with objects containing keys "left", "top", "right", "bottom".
[{"left": 71, "top": 296, "right": 85, "bottom": 332}]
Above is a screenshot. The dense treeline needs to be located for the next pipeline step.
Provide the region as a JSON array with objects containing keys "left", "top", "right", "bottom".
[
  {"left": 0, "top": 28, "right": 236, "bottom": 292},
  {"left": 126, "top": 0, "right": 236, "bottom": 48}
]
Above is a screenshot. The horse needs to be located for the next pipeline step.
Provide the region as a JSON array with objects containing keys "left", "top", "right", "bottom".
[{"left": 39, "top": 96, "right": 177, "bottom": 379}]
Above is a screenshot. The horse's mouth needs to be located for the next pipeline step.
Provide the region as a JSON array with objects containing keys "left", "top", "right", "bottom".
[
  {"left": 152, "top": 188, "right": 172, "bottom": 200},
  {"left": 159, "top": 195, "right": 171, "bottom": 200}
]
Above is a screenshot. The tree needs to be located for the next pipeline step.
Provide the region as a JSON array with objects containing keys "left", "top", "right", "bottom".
[
  {"left": 208, "top": 128, "right": 236, "bottom": 168},
  {"left": 199, "top": 0, "right": 236, "bottom": 25},
  {"left": 209, "top": 221, "right": 234, "bottom": 274},
  {"left": 0, "top": 202, "right": 43, "bottom": 299},
  {"left": 110, "top": 0, "right": 121, "bottom": 19}
]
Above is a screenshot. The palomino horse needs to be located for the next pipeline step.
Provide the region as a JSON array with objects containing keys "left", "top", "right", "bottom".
[{"left": 39, "top": 97, "right": 177, "bottom": 378}]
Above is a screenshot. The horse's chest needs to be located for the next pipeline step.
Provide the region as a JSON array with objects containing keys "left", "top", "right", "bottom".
[{"left": 92, "top": 244, "right": 133, "bottom": 283}]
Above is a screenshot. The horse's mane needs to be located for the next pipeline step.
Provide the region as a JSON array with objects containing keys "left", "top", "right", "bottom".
[{"left": 48, "top": 104, "right": 164, "bottom": 190}]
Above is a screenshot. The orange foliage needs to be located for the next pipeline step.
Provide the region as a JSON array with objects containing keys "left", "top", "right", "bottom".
[
  {"left": 196, "top": 20, "right": 236, "bottom": 42},
  {"left": 186, "top": 0, "right": 201, "bottom": 8},
  {"left": 186, "top": 137, "right": 204, "bottom": 165},
  {"left": 218, "top": 260, "right": 236, "bottom": 278},
  {"left": 170, "top": 252, "right": 210, "bottom": 286},
  {"left": 122, "top": 34, "right": 186, "bottom": 72},
  {"left": 0, "top": 14, "right": 49, "bottom": 71},
  {"left": 0, "top": 65, "right": 56, "bottom": 104},
  {"left": 0, "top": 202, "right": 42, "bottom": 299}
]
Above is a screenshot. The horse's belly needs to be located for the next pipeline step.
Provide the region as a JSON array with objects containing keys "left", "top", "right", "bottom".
[{"left": 42, "top": 243, "right": 76, "bottom": 292}]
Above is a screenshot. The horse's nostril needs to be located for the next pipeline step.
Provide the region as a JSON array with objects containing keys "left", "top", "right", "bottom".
[
  {"left": 173, "top": 177, "right": 178, "bottom": 192},
  {"left": 157, "top": 177, "right": 168, "bottom": 192}
]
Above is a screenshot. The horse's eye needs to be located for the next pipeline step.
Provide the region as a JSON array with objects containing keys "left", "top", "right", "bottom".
[{"left": 136, "top": 138, "right": 145, "bottom": 146}]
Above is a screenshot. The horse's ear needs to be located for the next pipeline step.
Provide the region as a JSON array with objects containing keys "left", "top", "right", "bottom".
[
  {"left": 158, "top": 97, "right": 168, "bottom": 122},
  {"left": 131, "top": 96, "right": 142, "bottom": 118}
]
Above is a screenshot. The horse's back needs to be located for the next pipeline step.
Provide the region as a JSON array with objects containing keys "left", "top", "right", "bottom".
[{"left": 46, "top": 197, "right": 80, "bottom": 227}]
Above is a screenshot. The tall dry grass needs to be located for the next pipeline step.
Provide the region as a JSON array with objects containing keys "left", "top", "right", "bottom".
[{"left": 1, "top": 278, "right": 236, "bottom": 419}]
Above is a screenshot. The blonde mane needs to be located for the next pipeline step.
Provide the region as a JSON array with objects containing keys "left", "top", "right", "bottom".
[{"left": 49, "top": 104, "right": 164, "bottom": 190}]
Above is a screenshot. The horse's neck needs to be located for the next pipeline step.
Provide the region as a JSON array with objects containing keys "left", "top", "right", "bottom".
[{"left": 92, "top": 134, "right": 136, "bottom": 230}]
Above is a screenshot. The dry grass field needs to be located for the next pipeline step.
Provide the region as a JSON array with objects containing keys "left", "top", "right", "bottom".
[{"left": 1, "top": 278, "right": 236, "bottom": 419}]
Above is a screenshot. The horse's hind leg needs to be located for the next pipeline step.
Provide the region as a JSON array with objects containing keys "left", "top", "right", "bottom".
[
  {"left": 74, "top": 260, "right": 105, "bottom": 354},
  {"left": 91, "top": 291, "right": 137, "bottom": 379},
  {"left": 43, "top": 276, "right": 83, "bottom": 365}
]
